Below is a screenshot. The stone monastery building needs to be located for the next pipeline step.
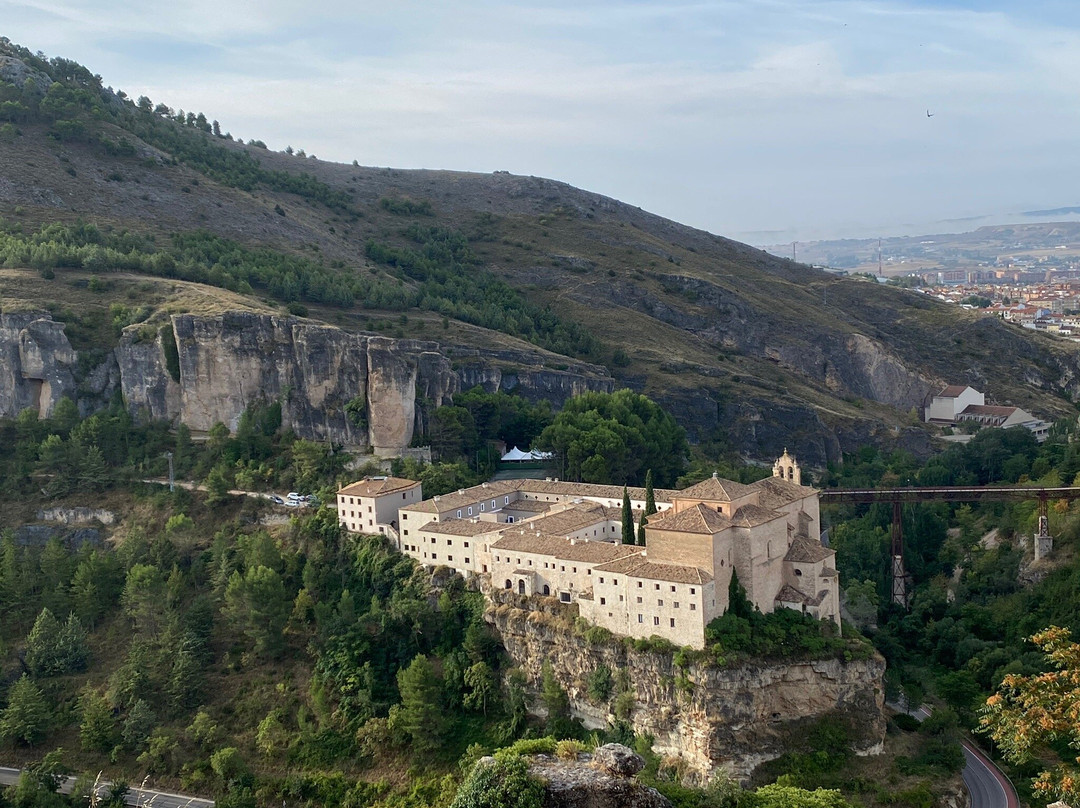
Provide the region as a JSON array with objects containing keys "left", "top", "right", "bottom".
[{"left": 336, "top": 451, "right": 839, "bottom": 649}]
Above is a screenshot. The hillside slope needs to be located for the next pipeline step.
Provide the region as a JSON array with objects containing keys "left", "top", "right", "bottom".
[{"left": 1, "top": 40, "right": 1078, "bottom": 465}]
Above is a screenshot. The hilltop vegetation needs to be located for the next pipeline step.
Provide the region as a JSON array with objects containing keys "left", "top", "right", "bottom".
[{"left": 2, "top": 37, "right": 1078, "bottom": 462}]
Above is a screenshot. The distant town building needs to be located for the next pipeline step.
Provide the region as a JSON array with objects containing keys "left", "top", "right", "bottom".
[
  {"left": 336, "top": 476, "right": 422, "bottom": 538},
  {"left": 923, "top": 385, "right": 1051, "bottom": 442}
]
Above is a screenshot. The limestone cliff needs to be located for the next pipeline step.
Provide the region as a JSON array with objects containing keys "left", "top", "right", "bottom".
[
  {"left": 489, "top": 602, "right": 886, "bottom": 782},
  {"left": 0, "top": 311, "right": 613, "bottom": 451}
]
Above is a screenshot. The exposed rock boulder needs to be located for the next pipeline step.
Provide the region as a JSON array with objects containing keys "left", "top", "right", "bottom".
[
  {"left": 590, "top": 744, "right": 645, "bottom": 777},
  {"left": 529, "top": 751, "right": 670, "bottom": 808}
]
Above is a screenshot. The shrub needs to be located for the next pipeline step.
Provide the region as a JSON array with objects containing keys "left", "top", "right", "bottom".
[{"left": 556, "top": 739, "right": 586, "bottom": 760}]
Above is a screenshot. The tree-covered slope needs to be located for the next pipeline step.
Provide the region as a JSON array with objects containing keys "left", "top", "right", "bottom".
[{"left": 2, "top": 38, "right": 1079, "bottom": 464}]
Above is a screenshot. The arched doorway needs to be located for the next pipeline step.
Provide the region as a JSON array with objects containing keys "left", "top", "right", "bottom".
[
  {"left": 518, "top": 579, "right": 526, "bottom": 595},
  {"left": 504, "top": 579, "right": 512, "bottom": 589},
  {"left": 542, "top": 584, "right": 550, "bottom": 596}
]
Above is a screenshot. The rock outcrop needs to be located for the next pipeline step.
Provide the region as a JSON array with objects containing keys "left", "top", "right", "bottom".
[
  {"left": 490, "top": 602, "right": 886, "bottom": 782},
  {"left": 0, "top": 311, "right": 613, "bottom": 453},
  {"left": 528, "top": 746, "right": 671, "bottom": 808},
  {"left": 0, "top": 312, "right": 77, "bottom": 419}
]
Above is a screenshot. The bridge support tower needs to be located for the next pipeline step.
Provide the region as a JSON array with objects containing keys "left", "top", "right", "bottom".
[{"left": 890, "top": 501, "right": 908, "bottom": 606}]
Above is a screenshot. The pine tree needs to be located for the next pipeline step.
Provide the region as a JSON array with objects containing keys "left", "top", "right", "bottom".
[
  {"left": 638, "top": 511, "right": 647, "bottom": 547},
  {"left": 645, "top": 469, "right": 657, "bottom": 516},
  {"left": 0, "top": 675, "right": 50, "bottom": 746},
  {"left": 79, "top": 688, "right": 117, "bottom": 752},
  {"left": 621, "top": 487, "right": 635, "bottom": 545},
  {"left": 541, "top": 661, "right": 574, "bottom": 738},
  {"left": 395, "top": 655, "right": 447, "bottom": 756},
  {"left": 78, "top": 445, "right": 109, "bottom": 491}
]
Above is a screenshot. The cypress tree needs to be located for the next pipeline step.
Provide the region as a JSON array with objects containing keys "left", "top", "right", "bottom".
[
  {"left": 727, "top": 568, "right": 755, "bottom": 619},
  {"left": 621, "top": 487, "right": 634, "bottom": 545},
  {"left": 637, "top": 511, "right": 647, "bottom": 547},
  {"left": 645, "top": 469, "right": 657, "bottom": 516}
]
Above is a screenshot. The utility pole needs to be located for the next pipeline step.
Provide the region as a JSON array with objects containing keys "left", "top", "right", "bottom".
[
  {"left": 164, "top": 451, "right": 174, "bottom": 493},
  {"left": 792, "top": 241, "right": 797, "bottom": 262},
  {"left": 878, "top": 238, "right": 883, "bottom": 277}
]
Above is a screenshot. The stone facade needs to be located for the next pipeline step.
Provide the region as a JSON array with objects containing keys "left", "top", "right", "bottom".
[
  {"left": 336, "top": 476, "right": 422, "bottom": 537},
  {"left": 342, "top": 453, "right": 840, "bottom": 649}
]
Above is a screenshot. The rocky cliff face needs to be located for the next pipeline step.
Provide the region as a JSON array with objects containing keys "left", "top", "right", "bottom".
[
  {"left": 0, "top": 312, "right": 77, "bottom": 419},
  {"left": 0, "top": 311, "right": 613, "bottom": 451},
  {"left": 489, "top": 602, "right": 886, "bottom": 782}
]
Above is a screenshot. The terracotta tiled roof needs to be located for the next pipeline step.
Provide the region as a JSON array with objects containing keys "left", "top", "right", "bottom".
[
  {"left": 338, "top": 476, "right": 420, "bottom": 497},
  {"left": 937, "top": 385, "right": 973, "bottom": 397},
  {"left": 730, "top": 503, "right": 782, "bottom": 527},
  {"left": 959, "top": 404, "right": 1019, "bottom": 417},
  {"left": 405, "top": 481, "right": 519, "bottom": 513},
  {"left": 417, "top": 519, "right": 505, "bottom": 537},
  {"left": 645, "top": 503, "right": 731, "bottom": 534},
  {"left": 775, "top": 584, "right": 814, "bottom": 605},
  {"left": 751, "top": 476, "right": 817, "bottom": 508},
  {"left": 592, "top": 555, "right": 714, "bottom": 585},
  {"left": 491, "top": 532, "right": 641, "bottom": 564},
  {"left": 525, "top": 503, "right": 622, "bottom": 535},
  {"left": 502, "top": 500, "right": 554, "bottom": 513},
  {"left": 784, "top": 536, "right": 835, "bottom": 563},
  {"left": 676, "top": 475, "right": 755, "bottom": 503}
]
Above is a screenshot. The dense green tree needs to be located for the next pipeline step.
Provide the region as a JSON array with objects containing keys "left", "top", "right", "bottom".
[
  {"left": 0, "top": 675, "right": 50, "bottom": 746},
  {"left": 223, "top": 565, "right": 290, "bottom": 657},
  {"left": 24, "top": 608, "right": 88, "bottom": 677},
  {"left": 121, "top": 698, "right": 156, "bottom": 751},
  {"left": 637, "top": 512, "right": 647, "bottom": 547},
  {"left": 463, "top": 661, "right": 496, "bottom": 716},
  {"left": 537, "top": 390, "right": 687, "bottom": 486},
  {"left": 394, "top": 655, "right": 447, "bottom": 757},
  {"left": 541, "top": 661, "right": 574, "bottom": 738},
  {"left": 79, "top": 688, "right": 117, "bottom": 753}
]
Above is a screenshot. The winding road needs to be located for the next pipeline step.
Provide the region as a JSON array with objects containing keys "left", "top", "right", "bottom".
[
  {"left": 894, "top": 703, "right": 1019, "bottom": 808},
  {"left": 0, "top": 766, "right": 214, "bottom": 807}
]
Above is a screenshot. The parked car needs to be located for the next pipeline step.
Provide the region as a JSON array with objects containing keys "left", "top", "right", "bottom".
[{"left": 269, "top": 495, "right": 284, "bottom": 505}]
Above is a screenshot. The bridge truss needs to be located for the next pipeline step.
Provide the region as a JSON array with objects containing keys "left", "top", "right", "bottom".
[{"left": 818, "top": 485, "right": 1080, "bottom": 605}]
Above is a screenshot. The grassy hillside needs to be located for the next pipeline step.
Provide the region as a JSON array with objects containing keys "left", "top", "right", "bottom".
[{"left": 1, "top": 39, "right": 1078, "bottom": 465}]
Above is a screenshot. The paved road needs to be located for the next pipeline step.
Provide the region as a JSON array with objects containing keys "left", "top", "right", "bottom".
[
  {"left": 0, "top": 766, "right": 215, "bottom": 807},
  {"left": 888, "top": 702, "right": 1019, "bottom": 808}
]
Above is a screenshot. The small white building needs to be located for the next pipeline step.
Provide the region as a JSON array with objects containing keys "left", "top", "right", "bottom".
[{"left": 925, "top": 385, "right": 985, "bottom": 423}]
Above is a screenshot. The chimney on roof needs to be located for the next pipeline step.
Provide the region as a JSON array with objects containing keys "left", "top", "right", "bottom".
[
  {"left": 434, "top": 495, "right": 441, "bottom": 501},
  {"left": 712, "top": 471, "right": 718, "bottom": 479},
  {"left": 570, "top": 538, "right": 577, "bottom": 545},
  {"left": 482, "top": 482, "right": 489, "bottom": 488}
]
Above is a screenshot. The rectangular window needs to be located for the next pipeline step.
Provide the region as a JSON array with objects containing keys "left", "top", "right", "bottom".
[
  {"left": 600, "top": 577, "right": 605, "bottom": 584},
  {"left": 654, "top": 616, "right": 660, "bottom": 626},
  {"left": 658, "top": 599, "right": 664, "bottom": 606},
  {"left": 432, "top": 554, "right": 437, "bottom": 560},
  {"left": 492, "top": 500, "right": 496, "bottom": 509},
  {"left": 573, "top": 567, "right": 578, "bottom": 573},
  {"left": 464, "top": 541, "right": 469, "bottom": 548},
  {"left": 403, "top": 513, "right": 408, "bottom": 519},
  {"left": 404, "top": 530, "right": 409, "bottom": 536},
  {"left": 561, "top": 566, "right": 565, "bottom": 572},
  {"left": 504, "top": 496, "right": 509, "bottom": 504},
  {"left": 447, "top": 539, "right": 452, "bottom": 545},
  {"left": 671, "top": 586, "right": 676, "bottom": 593},
  {"left": 690, "top": 587, "right": 695, "bottom": 595},
  {"left": 637, "top": 581, "right": 642, "bottom": 588},
  {"left": 674, "top": 602, "right": 680, "bottom": 609},
  {"left": 638, "top": 614, "right": 643, "bottom": 623},
  {"left": 655, "top": 584, "right": 660, "bottom": 590},
  {"left": 690, "top": 604, "right": 697, "bottom": 611},
  {"left": 457, "top": 510, "right": 462, "bottom": 518},
  {"left": 636, "top": 596, "right": 642, "bottom": 604},
  {"left": 600, "top": 597, "right": 606, "bottom": 605},
  {"left": 619, "top": 595, "right": 624, "bottom": 602},
  {"left": 613, "top": 579, "right": 618, "bottom": 586},
  {"left": 448, "top": 556, "right": 453, "bottom": 562},
  {"left": 670, "top": 618, "right": 675, "bottom": 628},
  {"left": 468, "top": 507, "right": 473, "bottom": 515},
  {"left": 560, "top": 592, "right": 571, "bottom": 603},
  {"left": 368, "top": 506, "right": 373, "bottom": 513}
]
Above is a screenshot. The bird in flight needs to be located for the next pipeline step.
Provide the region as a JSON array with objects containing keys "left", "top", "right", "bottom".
[{"left": 926, "top": 109, "right": 934, "bottom": 118}]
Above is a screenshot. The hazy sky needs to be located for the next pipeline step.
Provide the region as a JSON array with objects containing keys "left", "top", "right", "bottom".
[{"left": 3, "top": 0, "right": 1080, "bottom": 242}]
